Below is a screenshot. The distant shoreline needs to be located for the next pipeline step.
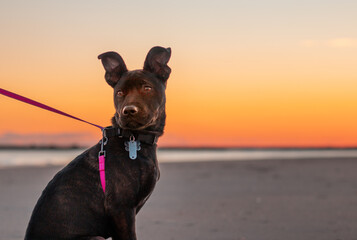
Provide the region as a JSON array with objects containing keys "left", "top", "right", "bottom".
[
  {"left": 0, "top": 145, "right": 85, "bottom": 150},
  {"left": 1, "top": 145, "right": 357, "bottom": 151}
]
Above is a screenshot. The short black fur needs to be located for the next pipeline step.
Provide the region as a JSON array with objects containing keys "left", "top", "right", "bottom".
[{"left": 25, "top": 46, "right": 171, "bottom": 240}]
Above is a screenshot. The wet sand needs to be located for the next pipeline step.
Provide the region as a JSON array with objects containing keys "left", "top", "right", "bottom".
[{"left": 1, "top": 158, "right": 357, "bottom": 240}]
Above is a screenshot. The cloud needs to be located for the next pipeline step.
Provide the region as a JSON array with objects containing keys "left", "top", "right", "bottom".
[
  {"left": 0, "top": 132, "right": 97, "bottom": 147},
  {"left": 300, "top": 38, "right": 357, "bottom": 48},
  {"left": 325, "top": 38, "right": 357, "bottom": 48}
]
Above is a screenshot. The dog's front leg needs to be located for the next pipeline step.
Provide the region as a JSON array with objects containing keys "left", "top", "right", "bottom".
[{"left": 111, "top": 208, "right": 137, "bottom": 240}]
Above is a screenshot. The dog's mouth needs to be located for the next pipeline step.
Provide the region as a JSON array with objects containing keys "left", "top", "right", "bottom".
[{"left": 118, "top": 115, "right": 157, "bottom": 130}]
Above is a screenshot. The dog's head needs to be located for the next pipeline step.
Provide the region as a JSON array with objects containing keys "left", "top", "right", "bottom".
[{"left": 98, "top": 46, "right": 171, "bottom": 134}]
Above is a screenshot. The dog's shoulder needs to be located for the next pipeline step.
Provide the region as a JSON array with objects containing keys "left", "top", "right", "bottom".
[{"left": 41, "top": 143, "right": 102, "bottom": 195}]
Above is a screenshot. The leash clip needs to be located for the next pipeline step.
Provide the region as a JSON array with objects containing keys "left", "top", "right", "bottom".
[{"left": 99, "top": 128, "right": 108, "bottom": 157}]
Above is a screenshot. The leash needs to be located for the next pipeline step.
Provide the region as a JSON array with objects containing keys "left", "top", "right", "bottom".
[
  {"left": 0, "top": 88, "right": 159, "bottom": 194},
  {"left": 0, "top": 88, "right": 104, "bottom": 130},
  {"left": 0, "top": 88, "right": 108, "bottom": 192}
]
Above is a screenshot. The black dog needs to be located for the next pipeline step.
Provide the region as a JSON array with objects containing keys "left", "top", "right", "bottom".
[{"left": 25, "top": 46, "right": 171, "bottom": 240}]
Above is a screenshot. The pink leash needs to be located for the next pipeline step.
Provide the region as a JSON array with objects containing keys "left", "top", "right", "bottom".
[{"left": 0, "top": 88, "right": 107, "bottom": 193}]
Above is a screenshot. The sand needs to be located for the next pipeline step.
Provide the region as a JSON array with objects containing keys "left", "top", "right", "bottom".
[{"left": 1, "top": 158, "right": 357, "bottom": 240}]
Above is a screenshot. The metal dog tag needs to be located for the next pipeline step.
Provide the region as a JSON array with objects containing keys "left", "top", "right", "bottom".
[{"left": 125, "top": 136, "right": 141, "bottom": 160}]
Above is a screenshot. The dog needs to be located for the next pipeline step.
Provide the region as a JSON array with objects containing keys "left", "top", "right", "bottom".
[{"left": 25, "top": 46, "right": 171, "bottom": 240}]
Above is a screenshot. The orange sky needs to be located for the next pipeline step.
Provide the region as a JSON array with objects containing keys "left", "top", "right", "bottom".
[{"left": 0, "top": 1, "right": 357, "bottom": 147}]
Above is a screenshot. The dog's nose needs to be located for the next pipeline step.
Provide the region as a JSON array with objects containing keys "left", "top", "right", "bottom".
[{"left": 122, "top": 105, "right": 139, "bottom": 116}]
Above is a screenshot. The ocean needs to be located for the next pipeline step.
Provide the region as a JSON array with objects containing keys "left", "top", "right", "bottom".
[{"left": 0, "top": 148, "right": 357, "bottom": 168}]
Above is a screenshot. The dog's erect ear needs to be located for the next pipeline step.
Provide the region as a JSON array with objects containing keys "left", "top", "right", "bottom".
[
  {"left": 143, "top": 46, "right": 171, "bottom": 83},
  {"left": 98, "top": 51, "right": 128, "bottom": 87}
]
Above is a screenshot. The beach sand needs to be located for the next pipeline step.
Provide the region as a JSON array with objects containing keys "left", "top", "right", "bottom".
[{"left": 1, "top": 158, "right": 357, "bottom": 240}]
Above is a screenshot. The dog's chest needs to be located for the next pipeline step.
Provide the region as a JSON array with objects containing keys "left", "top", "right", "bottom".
[{"left": 104, "top": 144, "right": 158, "bottom": 207}]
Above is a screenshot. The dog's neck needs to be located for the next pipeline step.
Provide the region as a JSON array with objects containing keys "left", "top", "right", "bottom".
[
  {"left": 103, "top": 126, "right": 159, "bottom": 147},
  {"left": 111, "top": 111, "right": 166, "bottom": 137}
]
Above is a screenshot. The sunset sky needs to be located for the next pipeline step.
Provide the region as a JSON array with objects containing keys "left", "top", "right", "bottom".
[{"left": 0, "top": 0, "right": 356, "bottom": 147}]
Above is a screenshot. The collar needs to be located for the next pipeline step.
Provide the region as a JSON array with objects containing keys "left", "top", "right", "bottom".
[
  {"left": 102, "top": 126, "right": 159, "bottom": 145},
  {"left": 98, "top": 126, "right": 159, "bottom": 194}
]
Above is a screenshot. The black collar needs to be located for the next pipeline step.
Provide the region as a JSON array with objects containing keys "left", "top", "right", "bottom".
[{"left": 103, "top": 126, "right": 159, "bottom": 145}]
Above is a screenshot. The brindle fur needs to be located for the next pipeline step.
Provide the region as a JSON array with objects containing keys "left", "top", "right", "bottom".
[{"left": 25, "top": 46, "right": 171, "bottom": 240}]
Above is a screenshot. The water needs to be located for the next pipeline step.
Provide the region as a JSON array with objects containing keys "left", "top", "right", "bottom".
[
  {"left": 0, "top": 149, "right": 357, "bottom": 168},
  {"left": 0, "top": 149, "right": 83, "bottom": 168}
]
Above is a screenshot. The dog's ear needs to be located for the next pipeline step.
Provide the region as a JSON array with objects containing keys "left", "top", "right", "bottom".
[
  {"left": 143, "top": 46, "right": 171, "bottom": 84},
  {"left": 98, "top": 51, "right": 128, "bottom": 87}
]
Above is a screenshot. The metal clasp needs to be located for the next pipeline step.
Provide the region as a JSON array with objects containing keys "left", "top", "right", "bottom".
[
  {"left": 129, "top": 135, "right": 135, "bottom": 142},
  {"left": 99, "top": 128, "right": 108, "bottom": 157}
]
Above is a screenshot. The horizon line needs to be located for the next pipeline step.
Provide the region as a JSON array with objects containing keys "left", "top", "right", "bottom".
[{"left": 1, "top": 144, "right": 357, "bottom": 151}]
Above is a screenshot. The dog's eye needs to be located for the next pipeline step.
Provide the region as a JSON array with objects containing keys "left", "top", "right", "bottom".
[
  {"left": 144, "top": 86, "right": 152, "bottom": 92},
  {"left": 117, "top": 90, "right": 124, "bottom": 96}
]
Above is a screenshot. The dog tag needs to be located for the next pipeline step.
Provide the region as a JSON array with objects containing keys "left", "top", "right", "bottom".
[{"left": 125, "top": 136, "right": 141, "bottom": 160}]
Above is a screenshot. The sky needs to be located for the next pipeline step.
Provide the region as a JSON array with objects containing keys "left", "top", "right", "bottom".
[{"left": 0, "top": 0, "right": 356, "bottom": 147}]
